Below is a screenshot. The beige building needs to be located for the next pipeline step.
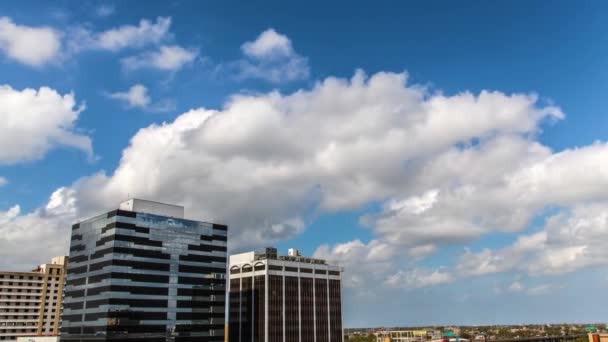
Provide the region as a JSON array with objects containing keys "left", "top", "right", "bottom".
[
  {"left": 589, "top": 333, "right": 608, "bottom": 342},
  {"left": 0, "top": 257, "right": 67, "bottom": 342}
]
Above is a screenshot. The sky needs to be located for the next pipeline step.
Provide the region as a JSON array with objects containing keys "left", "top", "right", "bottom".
[{"left": 1, "top": 0, "right": 608, "bottom": 327}]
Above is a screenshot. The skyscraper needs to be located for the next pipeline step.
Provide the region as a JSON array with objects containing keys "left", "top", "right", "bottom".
[
  {"left": 61, "top": 199, "right": 227, "bottom": 342},
  {"left": 228, "top": 248, "right": 343, "bottom": 342},
  {"left": 0, "top": 256, "right": 67, "bottom": 342}
]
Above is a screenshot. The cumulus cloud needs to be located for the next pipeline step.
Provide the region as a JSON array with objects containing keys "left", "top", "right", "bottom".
[
  {"left": 121, "top": 45, "right": 197, "bottom": 71},
  {"left": 456, "top": 201, "right": 608, "bottom": 278},
  {"left": 108, "top": 84, "right": 151, "bottom": 108},
  {"left": 93, "top": 17, "right": 171, "bottom": 51},
  {"left": 0, "top": 17, "right": 61, "bottom": 67},
  {"left": 0, "top": 177, "right": 7, "bottom": 187},
  {"left": 0, "top": 188, "right": 78, "bottom": 271},
  {"left": 68, "top": 16, "right": 171, "bottom": 53},
  {"left": 232, "top": 28, "right": 309, "bottom": 83},
  {"left": 1, "top": 69, "right": 607, "bottom": 294},
  {"left": 242, "top": 28, "right": 293, "bottom": 59},
  {"left": 0, "top": 85, "right": 92, "bottom": 164}
]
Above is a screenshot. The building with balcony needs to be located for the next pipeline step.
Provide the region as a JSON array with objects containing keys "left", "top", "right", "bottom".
[{"left": 0, "top": 256, "right": 67, "bottom": 341}]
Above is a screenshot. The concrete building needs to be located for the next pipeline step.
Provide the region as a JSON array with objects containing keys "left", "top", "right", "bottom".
[
  {"left": 61, "top": 199, "right": 227, "bottom": 342},
  {"left": 374, "top": 330, "right": 429, "bottom": 342},
  {"left": 589, "top": 333, "right": 608, "bottom": 342},
  {"left": 16, "top": 337, "right": 59, "bottom": 342},
  {"left": 0, "top": 257, "right": 67, "bottom": 342},
  {"left": 228, "top": 247, "right": 343, "bottom": 342}
]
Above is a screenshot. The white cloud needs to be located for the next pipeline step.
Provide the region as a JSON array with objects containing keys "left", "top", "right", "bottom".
[
  {"left": 121, "top": 45, "right": 197, "bottom": 71},
  {"left": 65, "top": 16, "right": 172, "bottom": 56},
  {"left": 108, "top": 84, "right": 151, "bottom": 108},
  {"left": 0, "top": 85, "right": 92, "bottom": 164},
  {"left": 503, "top": 280, "right": 558, "bottom": 296},
  {"left": 0, "top": 177, "right": 6, "bottom": 187},
  {"left": 456, "top": 201, "right": 608, "bottom": 277},
  {"left": 0, "top": 188, "right": 77, "bottom": 271},
  {"left": 0, "top": 17, "right": 61, "bottom": 67},
  {"left": 96, "top": 4, "right": 115, "bottom": 17},
  {"left": 385, "top": 268, "right": 454, "bottom": 289},
  {"left": 242, "top": 28, "right": 293, "bottom": 59},
  {"left": 2, "top": 69, "right": 608, "bottom": 294},
  {"left": 233, "top": 28, "right": 309, "bottom": 83},
  {"left": 94, "top": 17, "right": 171, "bottom": 51}
]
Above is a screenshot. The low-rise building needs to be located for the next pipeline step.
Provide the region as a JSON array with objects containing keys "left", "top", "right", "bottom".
[
  {"left": 0, "top": 257, "right": 67, "bottom": 342},
  {"left": 589, "top": 333, "right": 608, "bottom": 342}
]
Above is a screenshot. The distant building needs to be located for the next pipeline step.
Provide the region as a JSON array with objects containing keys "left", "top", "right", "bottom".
[
  {"left": 375, "top": 330, "right": 429, "bottom": 342},
  {"left": 16, "top": 337, "right": 59, "bottom": 342},
  {"left": 60, "top": 199, "right": 227, "bottom": 342},
  {"left": 228, "top": 247, "right": 343, "bottom": 342},
  {"left": 0, "top": 256, "right": 67, "bottom": 342},
  {"left": 589, "top": 333, "right": 608, "bottom": 342}
]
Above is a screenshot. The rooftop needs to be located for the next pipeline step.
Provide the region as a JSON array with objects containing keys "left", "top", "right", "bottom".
[
  {"left": 253, "top": 247, "right": 327, "bottom": 265},
  {"left": 119, "top": 198, "right": 185, "bottom": 218}
]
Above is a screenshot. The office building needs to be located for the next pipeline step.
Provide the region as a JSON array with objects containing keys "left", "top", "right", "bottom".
[
  {"left": 61, "top": 199, "right": 227, "bottom": 342},
  {"left": 0, "top": 256, "right": 67, "bottom": 342},
  {"left": 228, "top": 247, "right": 343, "bottom": 342}
]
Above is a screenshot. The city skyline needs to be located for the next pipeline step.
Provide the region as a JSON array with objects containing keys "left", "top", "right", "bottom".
[{"left": 1, "top": 0, "right": 608, "bottom": 327}]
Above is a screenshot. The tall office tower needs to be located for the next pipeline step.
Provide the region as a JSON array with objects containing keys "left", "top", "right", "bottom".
[
  {"left": 61, "top": 199, "right": 227, "bottom": 342},
  {"left": 228, "top": 247, "right": 343, "bottom": 342},
  {"left": 0, "top": 256, "right": 67, "bottom": 342}
]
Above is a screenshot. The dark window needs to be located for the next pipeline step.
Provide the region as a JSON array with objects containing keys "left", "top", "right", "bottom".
[
  {"left": 285, "top": 276, "right": 299, "bottom": 341},
  {"left": 212, "top": 223, "right": 228, "bottom": 231},
  {"left": 69, "top": 244, "right": 85, "bottom": 252},
  {"left": 69, "top": 254, "right": 88, "bottom": 263},
  {"left": 87, "top": 285, "right": 168, "bottom": 296},
  {"left": 254, "top": 275, "right": 265, "bottom": 342},
  {"left": 301, "top": 278, "right": 314, "bottom": 342},
  {"left": 180, "top": 254, "right": 226, "bottom": 263},
  {"left": 268, "top": 275, "right": 283, "bottom": 342},
  {"left": 180, "top": 264, "right": 224, "bottom": 274},
  {"left": 228, "top": 279, "right": 242, "bottom": 342},
  {"left": 329, "top": 279, "right": 342, "bottom": 342},
  {"left": 315, "top": 278, "right": 329, "bottom": 342},
  {"left": 66, "top": 265, "right": 88, "bottom": 275}
]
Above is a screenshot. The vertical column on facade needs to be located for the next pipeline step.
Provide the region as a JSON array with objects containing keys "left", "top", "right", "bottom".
[
  {"left": 312, "top": 268, "right": 316, "bottom": 342},
  {"left": 251, "top": 273, "right": 255, "bottom": 342},
  {"left": 282, "top": 266, "right": 286, "bottom": 342},
  {"left": 239, "top": 275, "right": 243, "bottom": 342},
  {"left": 340, "top": 275, "right": 344, "bottom": 342},
  {"left": 327, "top": 275, "right": 331, "bottom": 342},
  {"left": 298, "top": 271, "right": 302, "bottom": 342},
  {"left": 53, "top": 267, "right": 65, "bottom": 334},
  {"left": 36, "top": 266, "right": 50, "bottom": 335},
  {"left": 265, "top": 269, "right": 269, "bottom": 342}
]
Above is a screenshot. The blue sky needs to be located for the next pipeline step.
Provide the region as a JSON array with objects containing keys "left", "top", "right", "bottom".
[{"left": 1, "top": 0, "right": 608, "bottom": 327}]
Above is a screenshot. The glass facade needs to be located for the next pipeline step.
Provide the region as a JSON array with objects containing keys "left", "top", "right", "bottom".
[{"left": 61, "top": 208, "right": 227, "bottom": 342}]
